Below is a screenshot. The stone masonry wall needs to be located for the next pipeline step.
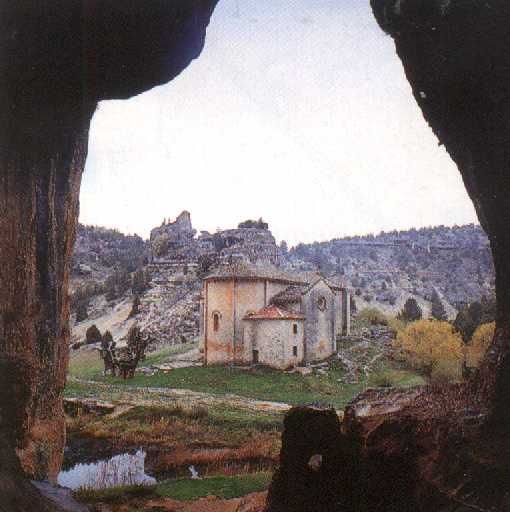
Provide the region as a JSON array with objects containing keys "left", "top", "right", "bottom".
[{"left": 244, "top": 319, "right": 305, "bottom": 369}]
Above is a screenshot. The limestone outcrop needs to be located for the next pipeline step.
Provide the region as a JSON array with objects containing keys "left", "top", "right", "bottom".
[
  {"left": 0, "top": 1, "right": 219, "bottom": 509},
  {"left": 150, "top": 211, "right": 282, "bottom": 266}
]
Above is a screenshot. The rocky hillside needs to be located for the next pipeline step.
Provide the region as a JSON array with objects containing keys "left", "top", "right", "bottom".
[
  {"left": 150, "top": 211, "right": 282, "bottom": 267},
  {"left": 73, "top": 224, "right": 148, "bottom": 278},
  {"left": 287, "top": 224, "right": 494, "bottom": 316},
  {"left": 70, "top": 220, "right": 495, "bottom": 347}
]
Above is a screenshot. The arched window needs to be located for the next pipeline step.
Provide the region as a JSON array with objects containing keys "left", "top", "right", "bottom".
[
  {"left": 212, "top": 311, "right": 221, "bottom": 332},
  {"left": 318, "top": 296, "right": 328, "bottom": 311},
  {"left": 293, "top": 324, "right": 298, "bottom": 335}
]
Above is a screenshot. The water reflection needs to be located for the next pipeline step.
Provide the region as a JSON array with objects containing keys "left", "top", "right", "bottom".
[{"left": 58, "top": 450, "right": 156, "bottom": 490}]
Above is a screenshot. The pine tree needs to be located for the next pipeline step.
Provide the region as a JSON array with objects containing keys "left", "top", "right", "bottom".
[
  {"left": 102, "top": 330, "right": 114, "bottom": 345},
  {"left": 105, "top": 274, "right": 117, "bottom": 301},
  {"left": 399, "top": 298, "right": 423, "bottom": 322},
  {"left": 350, "top": 297, "right": 357, "bottom": 315},
  {"left": 431, "top": 291, "right": 448, "bottom": 321},
  {"left": 85, "top": 324, "right": 102, "bottom": 344},
  {"left": 128, "top": 295, "right": 141, "bottom": 319},
  {"left": 132, "top": 268, "right": 147, "bottom": 295},
  {"left": 454, "top": 308, "right": 477, "bottom": 342},
  {"left": 75, "top": 301, "right": 88, "bottom": 322}
]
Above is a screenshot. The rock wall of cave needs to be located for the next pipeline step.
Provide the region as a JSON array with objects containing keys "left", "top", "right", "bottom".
[
  {"left": 267, "top": 2, "right": 510, "bottom": 511},
  {"left": 0, "top": 1, "right": 219, "bottom": 510},
  {"left": 3, "top": 0, "right": 510, "bottom": 511}
]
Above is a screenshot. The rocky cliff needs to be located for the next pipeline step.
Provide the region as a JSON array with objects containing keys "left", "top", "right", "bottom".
[
  {"left": 149, "top": 211, "right": 282, "bottom": 266},
  {"left": 290, "top": 224, "right": 494, "bottom": 316},
  {"left": 0, "top": 1, "right": 219, "bottom": 510}
]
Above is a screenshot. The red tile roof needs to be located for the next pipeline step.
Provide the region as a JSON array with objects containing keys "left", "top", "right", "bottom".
[{"left": 243, "top": 305, "right": 305, "bottom": 321}]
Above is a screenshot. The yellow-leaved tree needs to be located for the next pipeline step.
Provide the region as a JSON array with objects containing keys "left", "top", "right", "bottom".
[
  {"left": 465, "top": 322, "right": 495, "bottom": 369},
  {"left": 395, "top": 320, "right": 464, "bottom": 384}
]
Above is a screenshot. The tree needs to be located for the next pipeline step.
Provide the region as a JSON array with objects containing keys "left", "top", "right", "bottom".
[
  {"left": 398, "top": 298, "right": 422, "bottom": 322},
  {"left": 152, "top": 233, "right": 170, "bottom": 257},
  {"left": 466, "top": 322, "right": 495, "bottom": 368},
  {"left": 127, "top": 324, "right": 142, "bottom": 349},
  {"left": 105, "top": 274, "right": 117, "bottom": 301},
  {"left": 468, "top": 301, "right": 483, "bottom": 326},
  {"left": 454, "top": 307, "right": 478, "bottom": 343},
  {"left": 350, "top": 297, "right": 357, "bottom": 315},
  {"left": 75, "top": 302, "right": 88, "bottom": 322},
  {"left": 102, "top": 330, "right": 114, "bottom": 344},
  {"left": 395, "top": 320, "right": 463, "bottom": 383},
  {"left": 480, "top": 295, "right": 497, "bottom": 324},
  {"left": 357, "top": 307, "right": 387, "bottom": 326},
  {"left": 198, "top": 254, "right": 216, "bottom": 277},
  {"left": 431, "top": 290, "right": 447, "bottom": 321},
  {"left": 85, "top": 324, "right": 102, "bottom": 344},
  {"left": 128, "top": 295, "right": 141, "bottom": 319},
  {"left": 132, "top": 268, "right": 148, "bottom": 295}
]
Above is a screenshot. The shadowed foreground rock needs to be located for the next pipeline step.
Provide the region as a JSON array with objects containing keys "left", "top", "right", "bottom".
[
  {"left": 267, "top": 2, "right": 510, "bottom": 511},
  {"left": 0, "top": 1, "right": 218, "bottom": 510}
]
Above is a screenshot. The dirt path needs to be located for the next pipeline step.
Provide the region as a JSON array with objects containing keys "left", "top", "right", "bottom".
[{"left": 69, "top": 377, "right": 293, "bottom": 415}]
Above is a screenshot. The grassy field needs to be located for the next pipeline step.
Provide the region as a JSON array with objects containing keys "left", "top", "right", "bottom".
[
  {"left": 68, "top": 349, "right": 425, "bottom": 410},
  {"left": 66, "top": 347, "right": 425, "bottom": 510},
  {"left": 74, "top": 472, "right": 271, "bottom": 505},
  {"left": 68, "top": 343, "right": 198, "bottom": 381},
  {"left": 156, "top": 472, "right": 271, "bottom": 500}
]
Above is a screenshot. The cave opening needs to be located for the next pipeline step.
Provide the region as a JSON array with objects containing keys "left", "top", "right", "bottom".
[{"left": 2, "top": 1, "right": 509, "bottom": 511}]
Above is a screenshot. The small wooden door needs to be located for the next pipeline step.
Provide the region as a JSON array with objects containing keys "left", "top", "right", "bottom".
[{"left": 252, "top": 350, "right": 259, "bottom": 364}]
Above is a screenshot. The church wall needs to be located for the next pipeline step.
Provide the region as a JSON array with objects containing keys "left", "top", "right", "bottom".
[
  {"left": 302, "top": 280, "right": 336, "bottom": 362},
  {"left": 233, "top": 280, "right": 266, "bottom": 363},
  {"left": 342, "top": 289, "right": 351, "bottom": 335},
  {"left": 204, "top": 280, "right": 235, "bottom": 365},
  {"left": 244, "top": 319, "right": 304, "bottom": 369},
  {"left": 334, "top": 293, "right": 343, "bottom": 340}
]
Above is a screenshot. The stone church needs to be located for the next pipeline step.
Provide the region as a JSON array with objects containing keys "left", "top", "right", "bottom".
[{"left": 200, "top": 264, "right": 350, "bottom": 369}]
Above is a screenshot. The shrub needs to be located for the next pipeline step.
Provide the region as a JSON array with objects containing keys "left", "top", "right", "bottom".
[
  {"left": 128, "top": 295, "right": 141, "bottom": 319},
  {"left": 152, "top": 234, "right": 170, "bottom": 257},
  {"left": 398, "top": 298, "right": 422, "bottom": 322},
  {"left": 387, "top": 317, "right": 406, "bottom": 335},
  {"left": 132, "top": 269, "right": 148, "bottom": 295},
  {"left": 85, "top": 324, "right": 102, "bottom": 344},
  {"left": 395, "top": 320, "right": 463, "bottom": 383},
  {"left": 431, "top": 290, "right": 447, "bottom": 321},
  {"left": 455, "top": 298, "right": 496, "bottom": 343},
  {"left": 371, "top": 372, "right": 394, "bottom": 388},
  {"left": 103, "top": 330, "right": 114, "bottom": 344},
  {"left": 465, "top": 322, "right": 495, "bottom": 368},
  {"left": 357, "top": 308, "right": 387, "bottom": 326},
  {"left": 454, "top": 308, "right": 478, "bottom": 343},
  {"left": 75, "top": 302, "right": 88, "bottom": 322}
]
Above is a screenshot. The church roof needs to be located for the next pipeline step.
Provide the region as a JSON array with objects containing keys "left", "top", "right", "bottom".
[
  {"left": 243, "top": 305, "right": 305, "bottom": 321},
  {"left": 204, "top": 263, "right": 307, "bottom": 285},
  {"left": 270, "top": 285, "right": 308, "bottom": 305},
  {"left": 270, "top": 276, "right": 347, "bottom": 306}
]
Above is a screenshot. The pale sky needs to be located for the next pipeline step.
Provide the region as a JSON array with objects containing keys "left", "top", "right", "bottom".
[{"left": 79, "top": 0, "right": 478, "bottom": 246}]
